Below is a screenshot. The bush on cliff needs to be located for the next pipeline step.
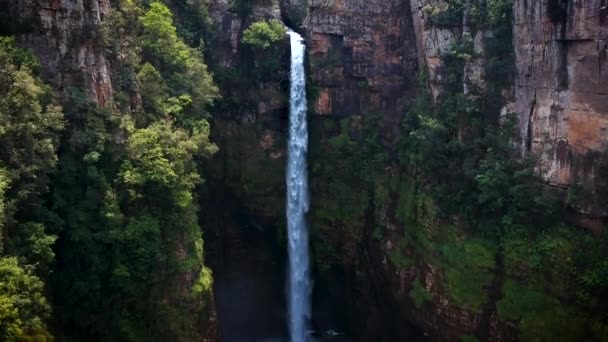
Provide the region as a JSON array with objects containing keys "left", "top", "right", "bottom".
[{"left": 242, "top": 19, "right": 286, "bottom": 50}]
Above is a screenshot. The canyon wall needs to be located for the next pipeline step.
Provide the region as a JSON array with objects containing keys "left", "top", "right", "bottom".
[
  {"left": 410, "top": 0, "right": 608, "bottom": 219},
  {"left": 4, "top": 0, "right": 607, "bottom": 340},
  {"left": 206, "top": 0, "right": 608, "bottom": 340},
  {"left": 513, "top": 0, "right": 608, "bottom": 217},
  {"left": 8, "top": 0, "right": 113, "bottom": 105}
]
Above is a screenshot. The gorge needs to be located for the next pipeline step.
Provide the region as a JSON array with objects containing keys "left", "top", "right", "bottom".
[{"left": 0, "top": 0, "right": 607, "bottom": 341}]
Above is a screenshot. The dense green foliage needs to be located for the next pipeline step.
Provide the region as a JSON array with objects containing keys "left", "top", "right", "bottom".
[
  {"left": 0, "top": 257, "right": 51, "bottom": 341},
  {"left": 0, "top": 37, "right": 63, "bottom": 261},
  {"left": 1, "top": 1, "right": 218, "bottom": 341},
  {"left": 400, "top": 45, "right": 552, "bottom": 237},
  {"left": 0, "top": 37, "right": 60, "bottom": 341},
  {"left": 139, "top": 2, "right": 218, "bottom": 121},
  {"left": 0, "top": 169, "right": 7, "bottom": 234},
  {"left": 47, "top": 2, "right": 218, "bottom": 341},
  {"left": 242, "top": 19, "right": 286, "bottom": 50},
  {"left": 422, "top": 0, "right": 514, "bottom": 28},
  {"left": 308, "top": 113, "right": 389, "bottom": 269},
  {"left": 161, "top": 0, "right": 212, "bottom": 47},
  {"left": 409, "top": 278, "right": 432, "bottom": 309}
]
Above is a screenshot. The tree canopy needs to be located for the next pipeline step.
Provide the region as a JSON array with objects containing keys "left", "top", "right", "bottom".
[{"left": 242, "top": 19, "right": 286, "bottom": 49}]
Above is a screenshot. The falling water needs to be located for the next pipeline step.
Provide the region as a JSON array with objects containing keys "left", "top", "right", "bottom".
[{"left": 286, "top": 29, "right": 311, "bottom": 342}]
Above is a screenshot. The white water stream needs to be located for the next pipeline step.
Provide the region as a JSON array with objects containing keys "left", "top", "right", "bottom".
[{"left": 286, "top": 29, "right": 311, "bottom": 342}]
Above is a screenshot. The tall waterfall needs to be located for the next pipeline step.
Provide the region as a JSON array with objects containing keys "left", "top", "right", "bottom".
[{"left": 286, "top": 29, "right": 311, "bottom": 342}]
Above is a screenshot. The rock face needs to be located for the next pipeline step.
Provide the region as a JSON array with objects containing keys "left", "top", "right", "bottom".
[
  {"left": 303, "top": 0, "right": 418, "bottom": 126},
  {"left": 205, "top": 0, "right": 608, "bottom": 341},
  {"left": 409, "top": 0, "right": 608, "bottom": 219},
  {"left": 8, "top": 0, "right": 113, "bottom": 105},
  {"left": 409, "top": 0, "right": 460, "bottom": 99},
  {"left": 205, "top": 0, "right": 290, "bottom": 226},
  {"left": 513, "top": 0, "right": 608, "bottom": 216}
]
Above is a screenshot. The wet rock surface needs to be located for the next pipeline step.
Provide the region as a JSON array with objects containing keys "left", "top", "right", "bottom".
[{"left": 513, "top": 0, "right": 608, "bottom": 216}]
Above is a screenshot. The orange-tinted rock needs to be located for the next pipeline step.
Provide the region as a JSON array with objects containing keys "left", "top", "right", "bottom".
[
  {"left": 513, "top": 0, "right": 608, "bottom": 215},
  {"left": 303, "top": 0, "right": 419, "bottom": 128},
  {"left": 315, "top": 88, "right": 332, "bottom": 115}
]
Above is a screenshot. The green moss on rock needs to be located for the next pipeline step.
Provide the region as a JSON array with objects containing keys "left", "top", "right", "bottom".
[
  {"left": 409, "top": 278, "right": 432, "bottom": 309},
  {"left": 497, "top": 280, "right": 587, "bottom": 341},
  {"left": 439, "top": 239, "right": 496, "bottom": 311}
]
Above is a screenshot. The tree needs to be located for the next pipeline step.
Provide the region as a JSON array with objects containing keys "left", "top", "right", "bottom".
[
  {"left": 0, "top": 257, "right": 51, "bottom": 341},
  {"left": 137, "top": 62, "right": 170, "bottom": 122},
  {"left": 0, "top": 37, "right": 62, "bottom": 274},
  {"left": 42, "top": 1, "right": 219, "bottom": 339},
  {"left": 139, "top": 2, "right": 218, "bottom": 120},
  {"left": 0, "top": 37, "right": 63, "bottom": 209},
  {"left": 140, "top": 2, "right": 192, "bottom": 71},
  {"left": 121, "top": 116, "right": 217, "bottom": 207},
  {"left": 242, "top": 19, "right": 286, "bottom": 49},
  {"left": 0, "top": 169, "right": 7, "bottom": 232},
  {"left": 47, "top": 89, "right": 121, "bottom": 340}
]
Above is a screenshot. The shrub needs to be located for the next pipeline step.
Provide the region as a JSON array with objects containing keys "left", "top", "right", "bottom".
[
  {"left": 409, "top": 278, "right": 432, "bottom": 309},
  {"left": 242, "top": 19, "right": 285, "bottom": 49},
  {"left": 0, "top": 257, "right": 51, "bottom": 341},
  {"left": 497, "top": 280, "right": 587, "bottom": 341}
]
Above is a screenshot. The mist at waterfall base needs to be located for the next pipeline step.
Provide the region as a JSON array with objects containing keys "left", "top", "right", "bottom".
[{"left": 286, "top": 29, "right": 311, "bottom": 342}]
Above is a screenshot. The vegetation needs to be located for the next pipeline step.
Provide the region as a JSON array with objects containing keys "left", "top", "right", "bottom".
[
  {"left": 421, "top": 2, "right": 464, "bottom": 27},
  {"left": 308, "top": 113, "right": 390, "bottom": 269},
  {"left": 0, "top": 257, "right": 51, "bottom": 341},
  {"left": 1, "top": 0, "right": 218, "bottom": 340},
  {"left": 440, "top": 239, "right": 496, "bottom": 310},
  {"left": 409, "top": 278, "right": 432, "bottom": 309},
  {"left": 461, "top": 335, "right": 479, "bottom": 342},
  {"left": 0, "top": 37, "right": 60, "bottom": 341},
  {"left": 161, "top": 0, "right": 212, "bottom": 47},
  {"left": 422, "top": 0, "right": 514, "bottom": 28},
  {"left": 496, "top": 280, "right": 588, "bottom": 341},
  {"left": 48, "top": 2, "right": 218, "bottom": 340},
  {"left": 305, "top": 0, "right": 607, "bottom": 340},
  {"left": 398, "top": 0, "right": 607, "bottom": 339},
  {"left": 242, "top": 19, "right": 285, "bottom": 50}
]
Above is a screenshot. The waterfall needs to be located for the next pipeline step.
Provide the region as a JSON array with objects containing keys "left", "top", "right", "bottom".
[{"left": 286, "top": 29, "right": 311, "bottom": 342}]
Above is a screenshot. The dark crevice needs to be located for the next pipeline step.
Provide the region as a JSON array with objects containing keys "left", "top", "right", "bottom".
[
  {"left": 557, "top": 40, "right": 570, "bottom": 90},
  {"left": 601, "top": 0, "right": 608, "bottom": 26},
  {"left": 599, "top": 40, "right": 607, "bottom": 84},
  {"left": 476, "top": 251, "right": 505, "bottom": 341},
  {"left": 526, "top": 94, "right": 536, "bottom": 152},
  {"left": 547, "top": 0, "right": 569, "bottom": 23},
  {"left": 354, "top": 186, "right": 426, "bottom": 341},
  {"left": 279, "top": 0, "right": 309, "bottom": 34}
]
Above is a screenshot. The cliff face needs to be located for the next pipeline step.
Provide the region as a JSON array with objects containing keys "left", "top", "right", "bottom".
[
  {"left": 513, "top": 0, "right": 608, "bottom": 216},
  {"left": 301, "top": 0, "right": 418, "bottom": 124},
  {"left": 206, "top": 0, "right": 608, "bottom": 341},
  {"left": 410, "top": 0, "right": 608, "bottom": 219},
  {"left": 8, "top": 0, "right": 113, "bottom": 105},
  {"left": 205, "top": 0, "right": 289, "bottom": 227}
]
